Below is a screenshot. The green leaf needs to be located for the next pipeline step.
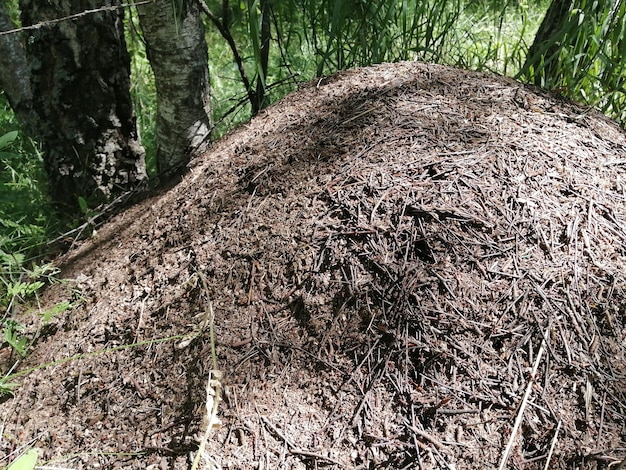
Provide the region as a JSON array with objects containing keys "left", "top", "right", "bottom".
[
  {"left": 0, "top": 131, "right": 18, "bottom": 151},
  {"left": 6, "top": 448, "right": 38, "bottom": 470},
  {"left": 39, "top": 301, "right": 71, "bottom": 324},
  {"left": 0, "top": 250, "right": 25, "bottom": 271},
  {"left": 3, "top": 322, "right": 28, "bottom": 358},
  {"left": 78, "top": 196, "right": 89, "bottom": 215},
  {"left": 0, "top": 379, "right": 20, "bottom": 395},
  {"left": 7, "top": 281, "right": 44, "bottom": 299}
]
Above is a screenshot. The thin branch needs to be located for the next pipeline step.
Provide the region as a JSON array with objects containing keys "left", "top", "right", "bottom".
[
  {"left": 197, "top": 0, "right": 256, "bottom": 110},
  {"left": 0, "top": 1, "right": 154, "bottom": 37},
  {"left": 542, "top": 421, "right": 561, "bottom": 470},
  {"left": 498, "top": 326, "right": 548, "bottom": 470}
]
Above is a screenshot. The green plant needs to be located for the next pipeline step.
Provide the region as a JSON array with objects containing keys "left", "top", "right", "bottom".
[
  {"left": 5, "top": 447, "right": 39, "bottom": 470},
  {"left": 0, "top": 259, "right": 63, "bottom": 362},
  {"left": 201, "top": 0, "right": 552, "bottom": 139},
  {"left": 518, "top": 0, "right": 626, "bottom": 123},
  {"left": 2, "top": 320, "right": 27, "bottom": 358},
  {"left": 0, "top": 101, "right": 74, "bottom": 397},
  {"left": 0, "top": 129, "right": 62, "bottom": 388},
  {"left": 125, "top": 11, "right": 158, "bottom": 177},
  {"left": 0, "top": 127, "right": 54, "bottom": 252}
]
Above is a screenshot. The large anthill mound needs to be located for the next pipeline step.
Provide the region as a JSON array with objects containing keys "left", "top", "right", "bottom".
[{"left": 1, "top": 62, "right": 625, "bottom": 469}]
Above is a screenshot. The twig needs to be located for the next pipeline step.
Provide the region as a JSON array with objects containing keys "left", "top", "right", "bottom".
[
  {"left": 543, "top": 420, "right": 561, "bottom": 470},
  {"left": 351, "top": 351, "right": 392, "bottom": 427},
  {"left": 598, "top": 391, "right": 607, "bottom": 445},
  {"left": 0, "top": 430, "right": 47, "bottom": 465},
  {"left": 135, "top": 296, "right": 147, "bottom": 342},
  {"left": 197, "top": 0, "right": 255, "bottom": 110},
  {"left": 498, "top": 326, "right": 548, "bottom": 470},
  {"left": 190, "top": 284, "right": 222, "bottom": 470},
  {"left": 0, "top": 2, "right": 153, "bottom": 37},
  {"left": 410, "top": 426, "right": 445, "bottom": 450},
  {"left": 190, "top": 369, "right": 223, "bottom": 470}
]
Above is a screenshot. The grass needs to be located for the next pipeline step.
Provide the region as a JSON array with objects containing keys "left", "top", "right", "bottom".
[
  {"left": 0, "top": 96, "right": 69, "bottom": 402},
  {"left": 201, "top": 0, "right": 552, "bottom": 136},
  {"left": 450, "top": 0, "right": 546, "bottom": 75},
  {"left": 125, "top": 10, "right": 158, "bottom": 177}
]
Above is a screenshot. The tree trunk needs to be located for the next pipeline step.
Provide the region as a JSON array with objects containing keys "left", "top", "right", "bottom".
[
  {"left": 0, "top": 2, "right": 37, "bottom": 135},
  {"left": 519, "top": 0, "right": 575, "bottom": 86},
  {"left": 137, "top": 0, "right": 212, "bottom": 179},
  {"left": 253, "top": 0, "right": 271, "bottom": 113},
  {"left": 18, "top": 0, "right": 147, "bottom": 215}
]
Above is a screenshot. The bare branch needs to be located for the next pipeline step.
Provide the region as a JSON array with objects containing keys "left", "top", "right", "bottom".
[
  {"left": 197, "top": 0, "right": 256, "bottom": 111},
  {"left": 0, "top": 1, "right": 153, "bottom": 37}
]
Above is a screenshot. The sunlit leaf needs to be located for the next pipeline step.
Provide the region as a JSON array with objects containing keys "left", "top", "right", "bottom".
[{"left": 6, "top": 448, "right": 38, "bottom": 470}]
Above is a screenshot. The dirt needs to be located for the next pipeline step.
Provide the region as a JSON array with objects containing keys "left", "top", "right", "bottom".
[{"left": 1, "top": 61, "right": 625, "bottom": 469}]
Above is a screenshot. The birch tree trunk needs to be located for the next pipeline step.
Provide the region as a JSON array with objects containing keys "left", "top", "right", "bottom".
[
  {"left": 18, "top": 0, "right": 147, "bottom": 215},
  {"left": 137, "top": 0, "right": 212, "bottom": 179}
]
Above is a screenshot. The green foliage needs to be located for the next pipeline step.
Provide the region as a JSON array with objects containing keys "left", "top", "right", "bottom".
[
  {"left": 200, "top": 0, "right": 546, "bottom": 138},
  {"left": 2, "top": 319, "right": 28, "bottom": 358},
  {"left": 0, "top": 103, "right": 70, "bottom": 395},
  {"left": 125, "top": 11, "right": 158, "bottom": 176},
  {"left": 0, "top": 246, "right": 69, "bottom": 394},
  {"left": 0, "top": 253, "right": 63, "bottom": 360},
  {"left": 0, "top": 130, "right": 18, "bottom": 149},
  {"left": 39, "top": 300, "right": 71, "bottom": 324},
  {"left": 5, "top": 447, "right": 39, "bottom": 470},
  {"left": 247, "top": 0, "right": 265, "bottom": 85},
  {"left": 0, "top": 376, "right": 20, "bottom": 395},
  {"left": 519, "top": 0, "right": 626, "bottom": 122},
  {"left": 0, "top": 123, "right": 53, "bottom": 253},
  {"left": 1, "top": 0, "right": 21, "bottom": 27},
  {"left": 201, "top": 0, "right": 625, "bottom": 135}
]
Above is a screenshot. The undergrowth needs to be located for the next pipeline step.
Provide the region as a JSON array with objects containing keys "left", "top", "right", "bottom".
[{"left": 0, "top": 99, "right": 67, "bottom": 399}]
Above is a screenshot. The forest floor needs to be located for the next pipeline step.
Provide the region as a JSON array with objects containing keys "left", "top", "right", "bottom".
[{"left": 1, "top": 62, "right": 625, "bottom": 469}]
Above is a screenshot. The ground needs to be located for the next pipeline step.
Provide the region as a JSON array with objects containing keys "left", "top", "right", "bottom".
[{"left": 1, "top": 62, "right": 625, "bottom": 469}]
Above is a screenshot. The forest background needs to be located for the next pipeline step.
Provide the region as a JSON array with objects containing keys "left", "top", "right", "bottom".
[{"left": 0, "top": 0, "right": 625, "bottom": 396}]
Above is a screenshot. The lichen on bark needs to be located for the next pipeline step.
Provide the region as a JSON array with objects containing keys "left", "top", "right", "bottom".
[
  {"left": 19, "top": 0, "right": 147, "bottom": 215},
  {"left": 137, "top": 0, "right": 212, "bottom": 179}
]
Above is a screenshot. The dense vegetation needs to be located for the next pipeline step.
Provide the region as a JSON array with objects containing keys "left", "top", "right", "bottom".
[{"left": 1, "top": 0, "right": 625, "bottom": 389}]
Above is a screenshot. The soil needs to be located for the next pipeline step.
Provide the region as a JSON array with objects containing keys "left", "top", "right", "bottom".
[{"left": 1, "top": 61, "right": 625, "bottom": 469}]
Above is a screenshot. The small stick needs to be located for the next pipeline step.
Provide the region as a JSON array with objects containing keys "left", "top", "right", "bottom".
[
  {"left": 542, "top": 420, "right": 561, "bottom": 470},
  {"left": 598, "top": 391, "right": 607, "bottom": 442},
  {"left": 135, "top": 297, "right": 147, "bottom": 342},
  {"left": 498, "top": 328, "right": 547, "bottom": 470},
  {"left": 410, "top": 426, "right": 445, "bottom": 450}
]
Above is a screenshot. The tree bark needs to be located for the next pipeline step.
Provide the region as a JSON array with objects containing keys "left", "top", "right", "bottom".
[
  {"left": 0, "top": 1, "right": 37, "bottom": 135},
  {"left": 137, "top": 0, "right": 212, "bottom": 179},
  {"left": 519, "top": 0, "right": 575, "bottom": 86},
  {"left": 18, "top": 0, "right": 147, "bottom": 215},
  {"left": 253, "top": 0, "right": 271, "bottom": 113}
]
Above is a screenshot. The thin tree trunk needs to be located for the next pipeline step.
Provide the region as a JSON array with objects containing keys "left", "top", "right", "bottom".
[
  {"left": 519, "top": 0, "right": 575, "bottom": 86},
  {"left": 253, "top": 0, "right": 271, "bottom": 113},
  {"left": 19, "top": 0, "right": 147, "bottom": 215},
  {"left": 137, "top": 0, "right": 212, "bottom": 179}
]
